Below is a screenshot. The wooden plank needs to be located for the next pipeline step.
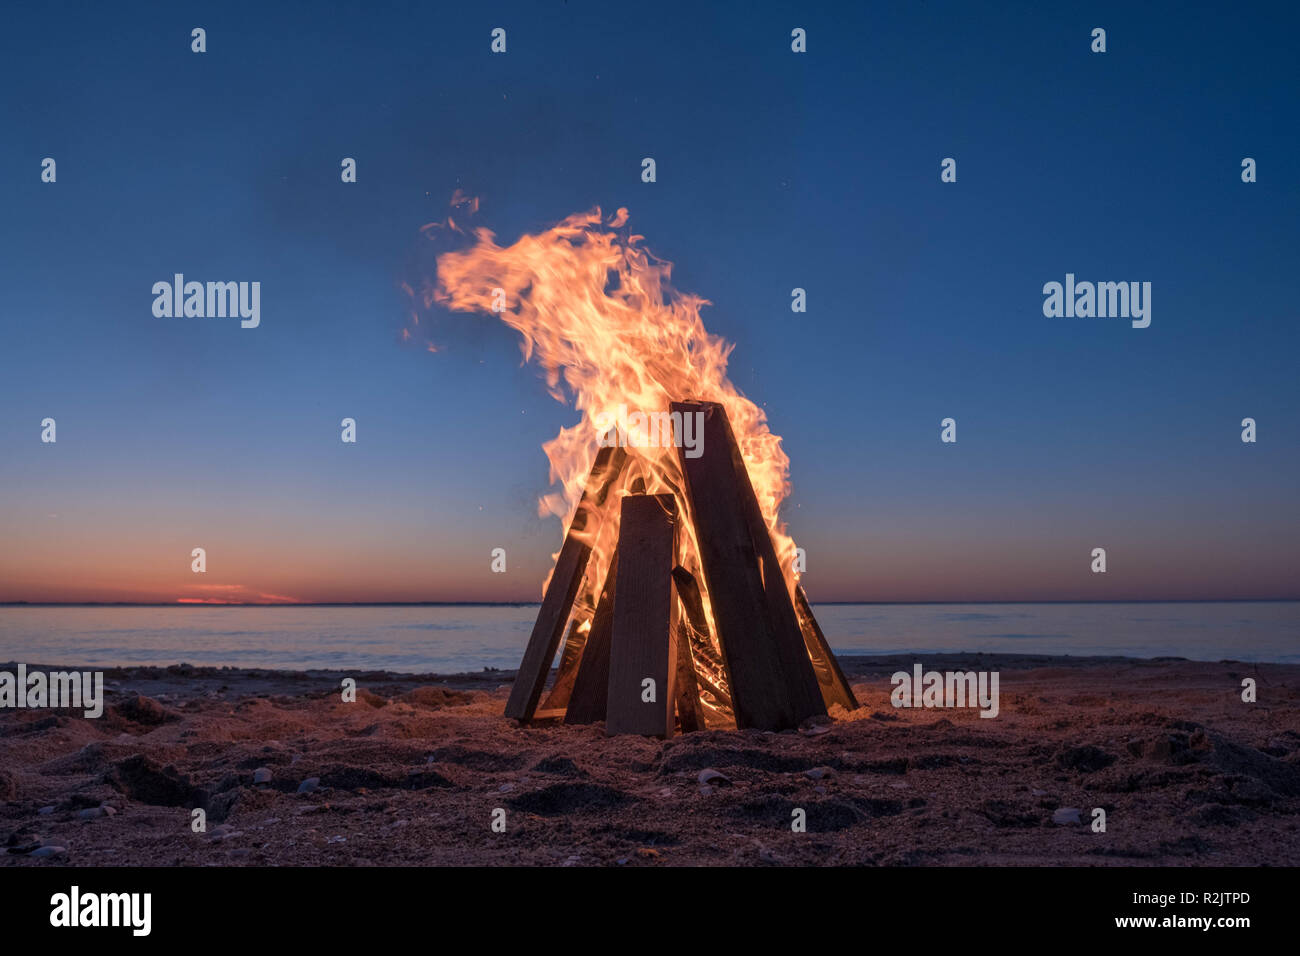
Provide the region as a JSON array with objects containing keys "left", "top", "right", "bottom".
[
  {"left": 673, "top": 620, "right": 703, "bottom": 733},
  {"left": 504, "top": 444, "right": 628, "bottom": 722},
  {"left": 715, "top": 409, "right": 834, "bottom": 717},
  {"left": 575, "top": 442, "right": 631, "bottom": 532},
  {"left": 605, "top": 494, "right": 679, "bottom": 737},
  {"left": 503, "top": 535, "right": 590, "bottom": 722},
  {"left": 539, "top": 616, "right": 585, "bottom": 712},
  {"left": 671, "top": 401, "right": 826, "bottom": 730},
  {"left": 670, "top": 565, "right": 734, "bottom": 713},
  {"left": 563, "top": 553, "right": 618, "bottom": 725},
  {"left": 670, "top": 566, "right": 713, "bottom": 651},
  {"left": 795, "top": 584, "right": 859, "bottom": 711}
]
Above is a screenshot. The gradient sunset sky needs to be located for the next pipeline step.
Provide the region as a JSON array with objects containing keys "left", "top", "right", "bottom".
[{"left": 1, "top": 2, "right": 1297, "bottom": 604}]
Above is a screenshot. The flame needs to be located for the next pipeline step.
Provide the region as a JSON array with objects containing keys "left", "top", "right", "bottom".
[{"left": 409, "top": 203, "right": 800, "bottom": 707}]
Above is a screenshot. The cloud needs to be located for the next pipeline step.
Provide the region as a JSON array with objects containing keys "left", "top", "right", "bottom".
[{"left": 175, "top": 584, "right": 300, "bottom": 605}]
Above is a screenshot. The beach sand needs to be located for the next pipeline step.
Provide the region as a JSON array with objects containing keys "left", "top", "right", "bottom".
[{"left": 2, "top": 654, "right": 1298, "bottom": 866}]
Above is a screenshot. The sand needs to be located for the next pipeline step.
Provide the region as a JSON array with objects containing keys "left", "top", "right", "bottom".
[{"left": 2, "top": 654, "right": 1298, "bottom": 866}]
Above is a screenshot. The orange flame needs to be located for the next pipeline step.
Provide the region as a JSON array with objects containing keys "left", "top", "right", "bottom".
[{"left": 411, "top": 204, "right": 800, "bottom": 617}]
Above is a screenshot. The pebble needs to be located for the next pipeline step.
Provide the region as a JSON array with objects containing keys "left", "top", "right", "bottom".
[
  {"left": 37, "top": 806, "right": 55, "bottom": 816},
  {"left": 697, "top": 768, "right": 730, "bottom": 787},
  {"left": 76, "top": 807, "right": 106, "bottom": 820},
  {"left": 297, "top": 777, "right": 320, "bottom": 794},
  {"left": 805, "top": 766, "right": 836, "bottom": 780},
  {"left": 253, "top": 767, "right": 272, "bottom": 785},
  {"left": 116, "top": 691, "right": 171, "bottom": 723},
  {"left": 1052, "top": 807, "right": 1082, "bottom": 826},
  {"left": 28, "top": 846, "right": 67, "bottom": 858}
]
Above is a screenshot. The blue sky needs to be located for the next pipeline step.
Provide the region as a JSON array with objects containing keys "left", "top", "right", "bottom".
[{"left": 0, "top": 1, "right": 1296, "bottom": 602}]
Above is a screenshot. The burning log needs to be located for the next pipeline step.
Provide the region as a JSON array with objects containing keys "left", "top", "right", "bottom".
[
  {"left": 795, "top": 584, "right": 859, "bottom": 711},
  {"left": 504, "top": 536, "right": 587, "bottom": 723},
  {"left": 671, "top": 565, "right": 734, "bottom": 723},
  {"left": 673, "top": 618, "right": 704, "bottom": 733},
  {"left": 538, "top": 616, "right": 585, "bottom": 713},
  {"left": 605, "top": 494, "right": 679, "bottom": 737},
  {"left": 504, "top": 444, "right": 627, "bottom": 722},
  {"left": 671, "top": 401, "right": 826, "bottom": 731},
  {"left": 563, "top": 553, "right": 618, "bottom": 725},
  {"left": 670, "top": 566, "right": 713, "bottom": 652}
]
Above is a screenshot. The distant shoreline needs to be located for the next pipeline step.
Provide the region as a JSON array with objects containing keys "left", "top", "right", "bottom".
[
  {"left": 0, "top": 601, "right": 542, "bottom": 608},
  {"left": 2, "top": 599, "right": 1296, "bottom": 608},
  {"left": 0, "top": 651, "right": 1281, "bottom": 680}
]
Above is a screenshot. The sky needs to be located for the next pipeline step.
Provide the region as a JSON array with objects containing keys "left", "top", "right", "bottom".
[{"left": 0, "top": 1, "right": 1297, "bottom": 604}]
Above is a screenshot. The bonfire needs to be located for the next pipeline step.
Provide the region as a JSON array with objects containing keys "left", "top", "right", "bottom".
[{"left": 412, "top": 202, "right": 858, "bottom": 736}]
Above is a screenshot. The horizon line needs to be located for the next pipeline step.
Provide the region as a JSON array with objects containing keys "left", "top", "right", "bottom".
[{"left": 1, "top": 598, "right": 1296, "bottom": 608}]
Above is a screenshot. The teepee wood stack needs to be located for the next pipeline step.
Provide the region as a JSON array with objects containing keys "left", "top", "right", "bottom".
[{"left": 506, "top": 402, "right": 858, "bottom": 736}]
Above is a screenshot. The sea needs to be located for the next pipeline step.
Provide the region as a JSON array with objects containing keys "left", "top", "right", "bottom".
[{"left": 0, "top": 602, "right": 1296, "bottom": 673}]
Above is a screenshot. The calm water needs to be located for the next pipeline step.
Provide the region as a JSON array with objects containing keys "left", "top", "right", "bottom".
[{"left": 0, "top": 602, "right": 1296, "bottom": 672}]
